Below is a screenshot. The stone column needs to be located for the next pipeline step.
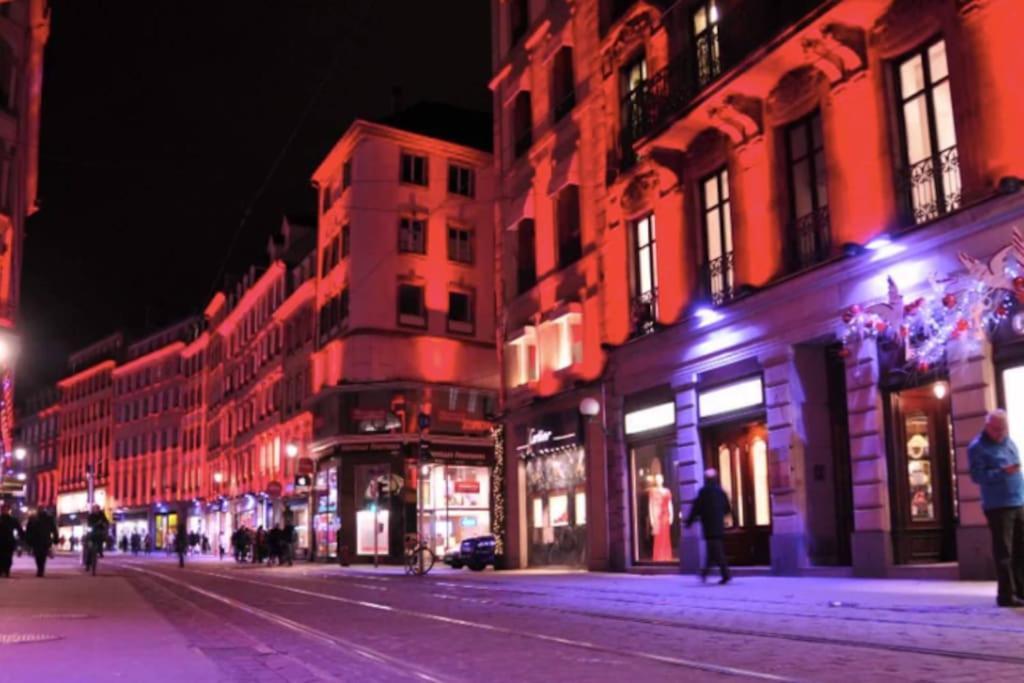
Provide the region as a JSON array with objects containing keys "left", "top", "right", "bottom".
[
  {"left": 948, "top": 342, "right": 997, "bottom": 580},
  {"left": 601, "top": 388, "right": 627, "bottom": 572},
  {"left": 674, "top": 379, "right": 703, "bottom": 574},
  {"left": 846, "top": 342, "right": 893, "bottom": 576},
  {"left": 762, "top": 348, "right": 809, "bottom": 574}
]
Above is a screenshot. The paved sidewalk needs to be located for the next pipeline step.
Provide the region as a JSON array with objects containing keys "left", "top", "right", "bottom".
[{"left": 0, "top": 554, "right": 222, "bottom": 682}]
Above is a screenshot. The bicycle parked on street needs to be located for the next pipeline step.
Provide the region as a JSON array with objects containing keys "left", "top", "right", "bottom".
[{"left": 404, "top": 536, "right": 436, "bottom": 576}]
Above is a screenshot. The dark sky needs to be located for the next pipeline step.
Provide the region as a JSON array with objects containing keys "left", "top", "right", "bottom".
[{"left": 18, "top": 1, "right": 491, "bottom": 396}]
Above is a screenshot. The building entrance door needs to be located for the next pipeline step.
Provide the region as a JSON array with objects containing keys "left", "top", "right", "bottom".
[
  {"left": 887, "top": 383, "right": 957, "bottom": 563},
  {"left": 703, "top": 420, "right": 771, "bottom": 565}
]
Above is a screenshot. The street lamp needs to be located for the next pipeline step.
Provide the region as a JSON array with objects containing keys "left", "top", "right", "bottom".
[
  {"left": 285, "top": 443, "right": 299, "bottom": 458},
  {"left": 213, "top": 472, "right": 224, "bottom": 484},
  {"left": 579, "top": 397, "right": 601, "bottom": 418},
  {"left": 13, "top": 447, "right": 26, "bottom": 461}
]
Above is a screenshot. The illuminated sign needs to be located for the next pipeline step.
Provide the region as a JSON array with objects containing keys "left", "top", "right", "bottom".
[
  {"left": 698, "top": 377, "right": 764, "bottom": 419},
  {"left": 624, "top": 402, "right": 675, "bottom": 435},
  {"left": 57, "top": 489, "right": 107, "bottom": 516}
]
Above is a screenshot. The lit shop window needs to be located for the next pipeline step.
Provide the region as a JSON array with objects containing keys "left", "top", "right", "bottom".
[
  {"left": 539, "top": 310, "right": 583, "bottom": 372},
  {"left": 1003, "top": 365, "right": 1024, "bottom": 445},
  {"left": 505, "top": 327, "right": 539, "bottom": 387}
]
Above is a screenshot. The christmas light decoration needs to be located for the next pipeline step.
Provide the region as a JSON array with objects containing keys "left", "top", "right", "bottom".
[
  {"left": 840, "top": 228, "right": 1024, "bottom": 370},
  {"left": 490, "top": 424, "right": 505, "bottom": 557}
]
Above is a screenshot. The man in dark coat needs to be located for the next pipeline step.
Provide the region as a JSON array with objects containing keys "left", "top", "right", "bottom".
[
  {"left": 24, "top": 508, "right": 58, "bottom": 577},
  {"left": 685, "top": 468, "right": 733, "bottom": 584},
  {"left": 0, "top": 504, "right": 23, "bottom": 577}
]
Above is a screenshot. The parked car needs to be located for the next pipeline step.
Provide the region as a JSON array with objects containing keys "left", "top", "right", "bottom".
[{"left": 443, "top": 535, "right": 497, "bottom": 571}]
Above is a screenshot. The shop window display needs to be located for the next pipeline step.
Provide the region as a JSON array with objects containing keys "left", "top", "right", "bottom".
[
  {"left": 314, "top": 467, "right": 338, "bottom": 559},
  {"left": 905, "top": 412, "right": 935, "bottom": 522},
  {"left": 631, "top": 443, "right": 678, "bottom": 563},
  {"left": 526, "top": 447, "right": 587, "bottom": 566},
  {"left": 419, "top": 464, "right": 491, "bottom": 556}
]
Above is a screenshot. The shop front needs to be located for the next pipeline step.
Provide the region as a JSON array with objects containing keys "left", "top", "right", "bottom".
[
  {"left": 514, "top": 409, "right": 588, "bottom": 568},
  {"left": 56, "top": 488, "right": 108, "bottom": 547},
  {"left": 623, "top": 392, "right": 678, "bottom": 565},
  {"left": 418, "top": 447, "right": 493, "bottom": 558},
  {"left": 313, "top": 458, "right": 339, "bottom": 560},
  {"left": 697, "top": 374, "right": 772, "bottom": 567},
  {"left": 112, "top": 507, "right": 149, "bottom": 548}
]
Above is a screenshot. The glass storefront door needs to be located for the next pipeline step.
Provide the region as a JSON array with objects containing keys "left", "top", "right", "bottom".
[
  {"left": 630, "top": 443, "right": 678, "bottom": 563},
  {"left": 887, "top": 382, "right": 957, "bottom": 563},
  {"left": 703, "top": 420, "right": 771, "bottom": 566},
  {"left": 525, "top": 446, "right": 587, "bottom": 567},
  {"left": 419, "top": 464, "right": 491, "bottom": 556}
]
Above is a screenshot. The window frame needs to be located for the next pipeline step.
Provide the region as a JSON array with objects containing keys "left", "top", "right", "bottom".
[
  {"left": 447, "top": 225, "right": 474, "bottom": 265},
  {"left": 447, "top": 289, "right": 476, "bottom": 335},
  {"left": 699, "top": 167, "right": 735, "bottom": 305},
  {"left": 631, "top": 213, "right": 659, "bottom": 332},
  {"left": 398, "top": 216, "right": 428, "bottom": 255},
  {"left": 447, "top": 163, "right": 475, "bottom": 198},
  {"left": 692, "top": 0, "right": 722, "bottom": 87},
  {"left": 400, "top": 151, "right": 429, "bottom": 186},
  {"left": 397, "top": 283, "right": 427, "bottom": 329}
]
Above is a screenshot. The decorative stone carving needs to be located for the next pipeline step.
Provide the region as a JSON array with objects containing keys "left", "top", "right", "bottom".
[
  {"left": 620, "top": 166, "right": 659, "bottom": 213},
  {"left": 801, "top": 24, "right": 866, "bottom": 85},
  {"left": 601, "top": 12, "right": 654, "bottom": 79},
  {"left": 708, "top": 95, "right": 763, "bottom": 144},
  {"left": 871, "top": 0, "right": 943, "bottom": 57},
  {"left": 767, "top": 66, "right": 823, "bottom": 122}
]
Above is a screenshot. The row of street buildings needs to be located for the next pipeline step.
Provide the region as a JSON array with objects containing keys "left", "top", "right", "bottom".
[{"left": 15, "top": 0, "right": 1024, "bottom": 580}]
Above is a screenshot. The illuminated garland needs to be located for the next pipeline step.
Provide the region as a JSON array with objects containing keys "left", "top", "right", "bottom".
[
  {"left": 840, "top": 230, "right": 1024, "bottom": 370},
  {"left": 490, "top": 424, "right": 505, "bottom": 556},
  {"left": 0, "top": 372, "right": 11, "bottom": 473}
]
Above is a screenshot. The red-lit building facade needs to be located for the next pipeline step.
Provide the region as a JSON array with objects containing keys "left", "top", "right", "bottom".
[
  {"left": 493, "top": 0, "right": 1024, "bottom": 579},
  {"left": 202, "top": 219, "right": 317, "bottom": 555},
  {"left": 308, "top": 110, "right": 499, "bottom": 563},
  {"left": 54, "top": 335, "right": 119, "bottom": 540},
  {"left": 0, "top": 0, "right": 49, "bottom": 494},
  {"left": 15, "top": 388, "right": 58, "bottom": 510}
]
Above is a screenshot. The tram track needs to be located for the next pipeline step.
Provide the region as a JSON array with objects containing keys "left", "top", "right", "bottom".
[
  {"left": 215, "top": 566, "right": 1024, "bottom": 670},
  {"left": 170, "top": 565, "right": 799, "bottom": 682}
]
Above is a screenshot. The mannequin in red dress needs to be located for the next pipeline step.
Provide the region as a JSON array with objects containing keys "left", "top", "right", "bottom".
[{"left": 647, "top": 474, "right": 674, "bottom": 561}]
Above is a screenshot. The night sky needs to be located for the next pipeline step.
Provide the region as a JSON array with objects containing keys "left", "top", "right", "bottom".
[{"left": 19, "top": 1, "right": 491, "bottom": 396}]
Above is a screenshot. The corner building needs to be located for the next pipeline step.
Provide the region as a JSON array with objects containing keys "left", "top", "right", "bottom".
[
  {"left": 493, "top": 0, "right": 1024, "bottom": 579},
  {"left": 308, "top": 107, "right": 499, "bottom": 564}
]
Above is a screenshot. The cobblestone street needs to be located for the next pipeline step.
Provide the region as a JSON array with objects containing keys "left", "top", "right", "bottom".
[{"left": 2, "top": 554, "right": 1024, "bottom": 682}]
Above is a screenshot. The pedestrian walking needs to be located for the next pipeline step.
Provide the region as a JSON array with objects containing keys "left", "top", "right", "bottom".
[
  {"left": 174, "top": 521, "right": 188, "bottom": 569},
  {"left": 0, "top": 504, "right": 23, "bottom": 577},
  {"left": 282, "top": 520, "right": 295, "bottom": 567},
  {"left": 24, "top": 508, "right": 58, "bottom": 577},
  {"left": 685, "top": 468, "right": 733, "bottom": 585},
  {"left": 255, "top": 525, "right": 266, "bottom": 564},
  {"left": 968, "top": 409, "right": 1024, "bottom": 608},
  {"left": 144, "top": 533, "right": 152, "bottom": 554},
  {"left": 130, "top": 532, "right": 141, "bottom": 555}
]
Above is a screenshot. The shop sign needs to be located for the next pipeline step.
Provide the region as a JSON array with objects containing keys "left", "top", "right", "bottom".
[
  {"left": 529, "top": 428, "right": 553, "bottom": 445},
  {"left": 266, "top": 481, "right": 283, "bottom": 497},
  {"left": 454, "top": 480, "right": 481, "bottom": 494},
  {"left": 698, "top": 377, "right": 764, "bottom": 420},
  {"left": 624, "top": 402, "right": 675, "bottom": 435},
  {"left": 429, "top": 448, "right": 490, "bottom": 464}
]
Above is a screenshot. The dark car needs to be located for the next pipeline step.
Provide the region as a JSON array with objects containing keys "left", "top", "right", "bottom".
[{"left": 443, "top": 535, "right": 497, "bottom": 571}]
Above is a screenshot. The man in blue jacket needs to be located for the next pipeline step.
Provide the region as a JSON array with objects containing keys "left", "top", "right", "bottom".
[{"left": 968, "top": 409, "right": 1024, "bottom": 607}]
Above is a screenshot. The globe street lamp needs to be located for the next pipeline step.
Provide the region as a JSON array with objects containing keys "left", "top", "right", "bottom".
[{"left": 285, "top": 443, "right": 299, "bottom": 458}]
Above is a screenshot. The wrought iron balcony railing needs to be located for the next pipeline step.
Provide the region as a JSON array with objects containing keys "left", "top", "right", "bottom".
[
  {"left": 625, "top": 0, "right": 829, "bottom": 146},
  {"left": 790, "top": 205, "right": 831, "bottom": 271},
  {"left": 631, "top": 289, "right": 659, "bottom": 337},
  {"left": 703, "top": 251, "right": 736, "bottom": 306},
  {"left": 898, "top": 145, "right": 962, "bottom": 226}
]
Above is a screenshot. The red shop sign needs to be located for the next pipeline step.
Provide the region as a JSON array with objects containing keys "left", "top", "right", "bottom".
[{"left": 454, "top": 480, "right": 480, "bottom": 494}]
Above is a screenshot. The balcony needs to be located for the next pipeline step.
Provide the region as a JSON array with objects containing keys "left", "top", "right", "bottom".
[
  {"left": 898, "top": 145, "right": 962, "bottom": 226},
  {"left": 703, "top": 251, "right": 736, "bottom": 306},
  {"left": 631, "top": 289, "right": 659, "bottom": 337},
  {"left": 790, "top": 206, "right": 831, "bottom": 271},
  {"left": 626, "top": 0, "right": 830, "bottom": 146}
]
